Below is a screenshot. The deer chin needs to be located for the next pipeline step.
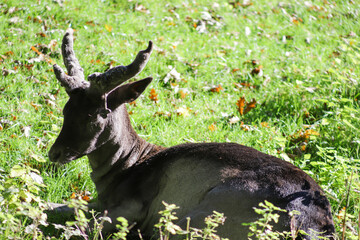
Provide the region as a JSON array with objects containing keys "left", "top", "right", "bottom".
[
  {"left": 48, "top": 145, "right": 85, "bottom": 164},
  {"left": 58, "top": 153, "right": 83, "bottom": 164}
]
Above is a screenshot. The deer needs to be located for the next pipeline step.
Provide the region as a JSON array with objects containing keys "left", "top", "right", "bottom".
[{"left": 48, "top": 29, "right": 335, "bottom": 239}]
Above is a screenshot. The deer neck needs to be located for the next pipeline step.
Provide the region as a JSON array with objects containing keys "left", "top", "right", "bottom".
[{"left": 87, "top": 105, "right": 163, "bottom": 194}]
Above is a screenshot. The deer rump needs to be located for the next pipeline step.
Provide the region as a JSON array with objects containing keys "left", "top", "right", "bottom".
[{"left": 99, "top": 143, "right": 334, "bottom": 239}]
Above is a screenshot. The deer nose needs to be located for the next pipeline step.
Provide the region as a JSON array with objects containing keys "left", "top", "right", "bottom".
[{"left": 48, "top": 146, "right": 62, "bottom": 162}]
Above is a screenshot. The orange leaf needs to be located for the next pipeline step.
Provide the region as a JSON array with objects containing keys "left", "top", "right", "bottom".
[
  {"left": 149, "top": 88, "right": 159, "bottom": 102},
  {"left": 179, "top": 90, "right": 188, "bottom": 99},
  {"left": 300, "top": 145, "right": 306, "bottom": 151},
  {"left": 86, "top": 21, "right": 95, "bottom": 26},
  {"left": 105, "top": 24, "right": 112, "bottom": 32},
  {"left": 236, "top": 97, "right": 246, "bottom": 115},
  {"left": 82, "top": 195, "right": 90, "bottom": 202},
  {"left": 208, "top": 123, "right": 217, "bottom": 132},
  {"left": 31, "top": 46, "right": 42, "bottom": 56},
  {"left": 232, "top": 68, "right": 240, "bottom": 73},
  {"left": 240, "top": 82, "right": 251, "bottom": 88},
  {"left": 70, "top": 192, "right": 76, "bottom": 199},
  {"left": 243, "top": 99, "right": 256, "bottom": 115},
  {"left": 260, "top": 122, "right": 268, "bottom": 128},
  {"left": 36, "top": 32, "right": 47, "bottom": 38},
  {"left": 210, "top": 84, "right": 223, "bottom": 93},
  {"left": 5, "top": 51, "right": 14, "bottom": 56},
  {"left": 25, "top": 64, "right": 34, "bottom": 71},
  {"left": 30, "top": 102, "right": 39, "bottom": 111}
]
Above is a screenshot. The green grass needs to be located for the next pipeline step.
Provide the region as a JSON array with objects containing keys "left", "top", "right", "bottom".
[{"left": 0, "top": 0, "right": 359, "bottom": 238}]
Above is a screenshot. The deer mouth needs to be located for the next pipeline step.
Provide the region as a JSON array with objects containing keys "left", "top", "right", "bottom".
[{"left": 48, "top": 146, "right": 83, "bottom": 164}]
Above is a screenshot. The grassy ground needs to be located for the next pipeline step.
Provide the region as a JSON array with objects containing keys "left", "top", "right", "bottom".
[{"left": 0, "top": 0, "right": 359, "bottom": 238}]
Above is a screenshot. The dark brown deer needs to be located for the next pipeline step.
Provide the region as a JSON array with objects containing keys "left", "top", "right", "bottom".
[{"left": 48, "top": 29, "right": 335, "bottom": 239}]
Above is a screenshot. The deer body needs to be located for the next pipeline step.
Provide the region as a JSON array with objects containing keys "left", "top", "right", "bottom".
[{"left": 49, "top": 29, "right": 335, "bottom": 239}]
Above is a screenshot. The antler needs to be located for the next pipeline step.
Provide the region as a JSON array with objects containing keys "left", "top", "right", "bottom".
[
  {"left": 53, "top": 29, "right": 89, "bottom": 93},
  {"left": 53, "top": 29, "right": 153, "bottom": 95},
  {"left": 88, "top": 41, "right": 153, "bottom": 94}
]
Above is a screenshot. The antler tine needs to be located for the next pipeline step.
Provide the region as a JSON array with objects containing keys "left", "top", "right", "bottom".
[
  {"left": 88, "top": 41, "right": 153, "bottom": 94},
  {"left": 61, "top": 28, "right": 85, "bottom": 79},
  {"left": 53, "top": 29, "right": 89, "bottom": 93}
]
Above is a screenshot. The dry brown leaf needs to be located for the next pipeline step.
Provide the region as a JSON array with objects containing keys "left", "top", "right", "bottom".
[
  {"left": 251, "top": 65, "right": 263, "bottom": 76},
  {"left": 210, "top": 84, "right": 223, "bottom": 93},
  {"left": 243, "top": 98, "right": 256, "bottom": 115},
  {"left": 236, "top": 97, "right": 246, "bottom": 115},
  {"left": 236, "top": 97, "right": 256, "bottom": 116}
]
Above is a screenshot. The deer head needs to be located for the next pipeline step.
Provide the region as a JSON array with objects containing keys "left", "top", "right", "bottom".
[{"left": 49, "top": 29, "right": 153, "bottom": 164}]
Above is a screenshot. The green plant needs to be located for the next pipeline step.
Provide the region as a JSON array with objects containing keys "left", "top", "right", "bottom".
[
  {"left": 0, "top": 164, "right": 48, "bottom": 239},
  {"left": 112, "top": 217, "right": 133, "bottom": 240},
  {"left": 155, "top": 201, "right": 187, "bottom": 239},
  {"left": 52, "top": 198, "right": 112, "bottom": 240},
  {"left": 243, "top": 201, "right": 292, "bottom": 240},
  {"left": 154, "top": 201, "right": 228, "bottom": 240}
]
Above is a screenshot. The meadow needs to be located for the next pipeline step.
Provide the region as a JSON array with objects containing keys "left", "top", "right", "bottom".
[{"left": 0, "top": 0, "right": 359, "bottom": 239}]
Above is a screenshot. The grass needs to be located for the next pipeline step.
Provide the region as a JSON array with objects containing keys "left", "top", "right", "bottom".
[{"left": 0, "top": 0, "right": 359, "bottom": 238}]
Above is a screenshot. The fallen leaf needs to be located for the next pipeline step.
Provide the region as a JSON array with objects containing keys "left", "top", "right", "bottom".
[
  {"left": 300, "top": 144, "right": 306, "bottom": 151},
  {"left": 4, "top": 51, "right": 14, "bottom": 56},
  {"left": 289, "top": 128, "right": 320, "bottom": 144},
  {"left": 229, "top": 116, "right": 240, "bottom": 124},
  {"left": 163, "top": 67, "right": 181, "bottom": 84},
  {"left": 154, "top": 111, "right": 171, "bottom": 119},
  {"left": 236, "top": 97, "right": 256, "bottom": 115},
  {"left": 176, "top": 106, "right": 191, "bottom": 117},
  {"left": 208, "top": 123, "right": 217, "bottom": 132},
  {"left": 82, "top": 195, "right": 90, "bottom": 202},
  {"left": 179, "top": 89, "right": 188, "bottom": 99},
  {"left": 251, "top": 65, "right": 263, "bottom": 76},
  {"left": 135, "top": 4, "right": 150, "bottom": 14},
  {"left": 260, "top": 122, "right": 269, "bottom": 128},
  {"left": 243, "top": 98, "right": 256, "bottom": 115},
  {"left": 30, "top": 102, "right": 40, "bottom": 111},
  {"left": 210, "top": 84, "right": 223, "bottom": 93},
  {"left": 2, "top": 68, "right": 16, "bottom": 76},
  {"left": 105, "top": 24, "right": 112, "bottom": 32},
  {"left": 245, "top": 26, "right": 251, "bottom": 36},
  {"left": 36, "top": 32, "right": 47, "bottom": 38},
  {"left": 22, "top": 126, "right": 31, "bottom": 137},
  {"left": 149, "top": 88, "right": 159, "bottom": 102},
  {"left": 86, "top": 21, "right": 96, "bottom": 26},
  {"left": 9, "top": 16, "right": 23, "bottom": 24},
  {"left": 236, "top": 97, "right": 246, "bottom": 115}
]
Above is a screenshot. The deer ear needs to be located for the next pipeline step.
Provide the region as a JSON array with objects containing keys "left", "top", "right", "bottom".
[{"left": 107, "top": 77, "right": 152, "bottom": 110}]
